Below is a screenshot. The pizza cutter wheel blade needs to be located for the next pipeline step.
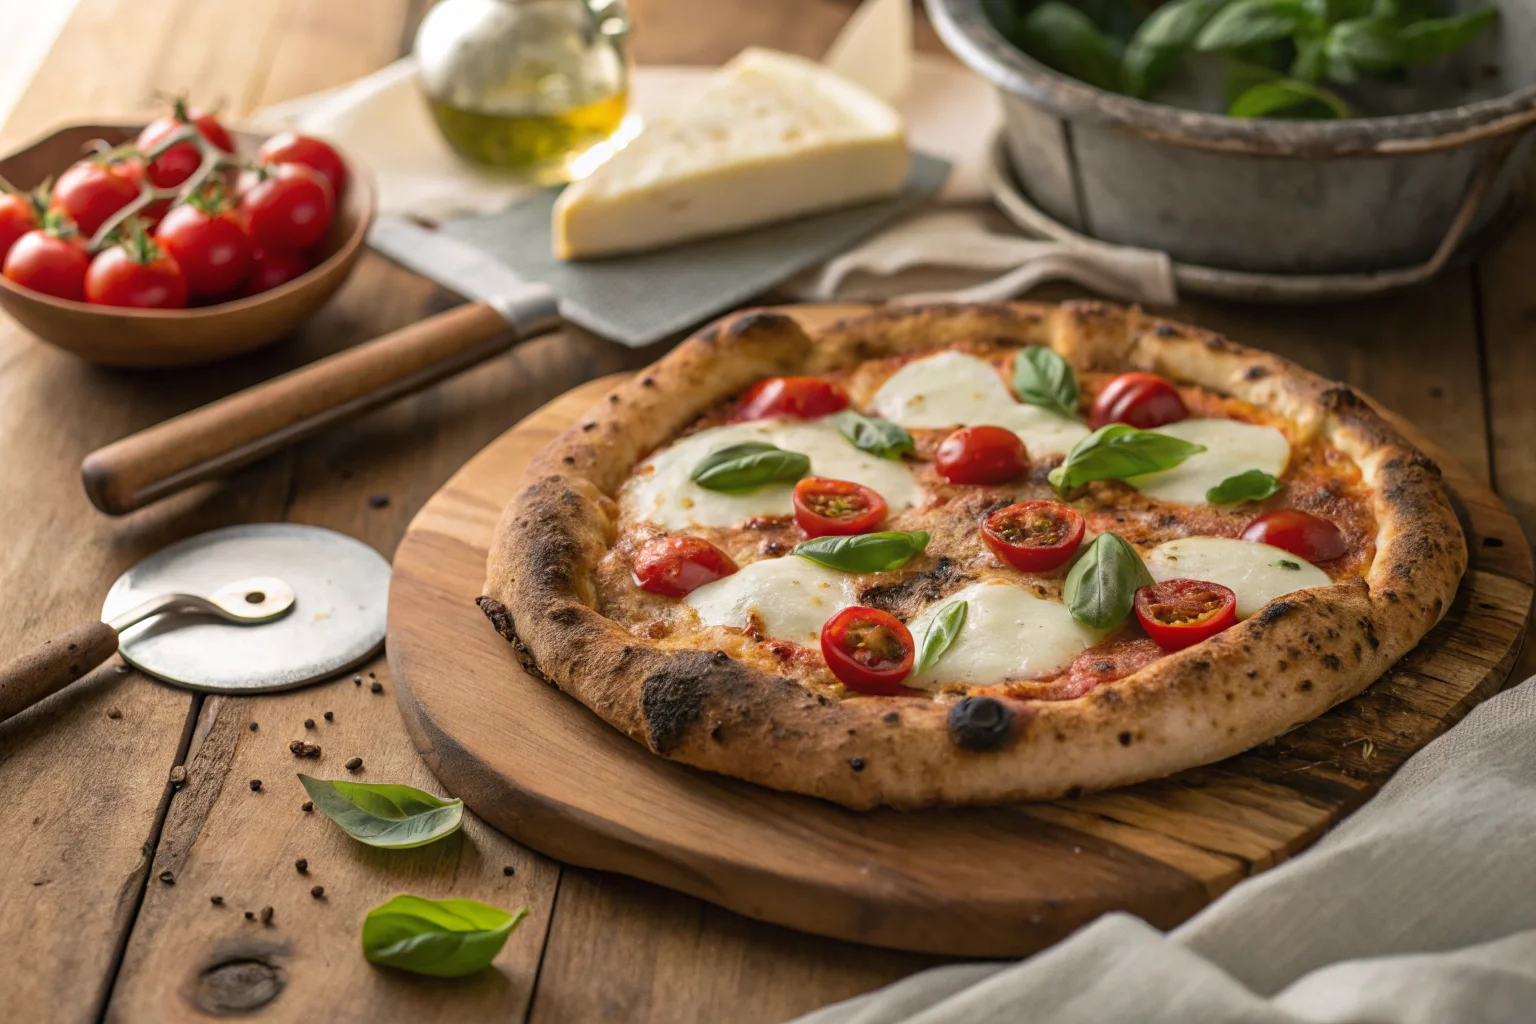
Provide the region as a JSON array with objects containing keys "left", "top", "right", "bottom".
[{"left": 0, "top": 523, "right": 390, "bottom": 726}]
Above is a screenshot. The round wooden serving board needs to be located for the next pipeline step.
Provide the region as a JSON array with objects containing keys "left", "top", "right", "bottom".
[{"left": 389, "top": 305, "right": 1533, "bottom": 958}]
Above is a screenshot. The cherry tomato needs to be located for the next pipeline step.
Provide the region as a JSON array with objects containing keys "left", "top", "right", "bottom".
[
  {"left": 632, "top": 536, "right": 738, "bottom": 598},
  {"left": 820, "top": 606, "right": 914, "bottom": 695},
  {"left": 981, "top": 501, "right": 1085, "bottom": 573},
  {"left": 1089, "top": 372, "right": 1188, "bottom": 430},
  {"left": 114, "top": 157, "right": 170, "bottom": 226},
  {"left": 1134, "top": 578, "right": 1238, "bottom": 651},
  {"left": 3, "top": 230, "right": 89, "bottom": 301},
  {"left": 258, "top": 133, "right": 347, "bottom": 200},
  {"left": 792, "top": 477, "right": 887, "bottom": 538},
  {"left": 156, "top": 201, "right": 253, "bottom": 298},
  {"left": 237, "top": 164, "right": 335, "bottom": 251},
  {"left": 52, "top": 160, "right": 140, "bottom": 238},
  {"left": 85, "top": 234, "right": 188, "bottom": 309},
  {"left": 1240, "top": 509, "right": 1347, "bottom": 562},
  {"left": 136, "top": 103, "right": 234, "bottom": 189},
  {"left": 0, "top": 193, "right": 40, "bottom": 264},
  {"left": 734, "top": 376, "right": 848, "bottom": 421},
  {"left": 239, "top": 245, "right": 310, "bottom": 297},
  {"left": 935, "top": 425, "right": 1029, "bottom": 485}
]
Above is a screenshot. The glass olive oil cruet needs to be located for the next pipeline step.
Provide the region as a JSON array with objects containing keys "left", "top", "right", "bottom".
[{"left": 414, "top": 0, "right": 632, "bottom": 183}]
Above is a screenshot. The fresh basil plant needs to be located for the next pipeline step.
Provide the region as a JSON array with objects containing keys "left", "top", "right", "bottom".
[
  {"left": 690, "top": 442, "right": 809, "bottom": 492},
  {"left": 362, "top": 895, "right": 526, "bottom": 978},
  {"left": 1064, "top": 531, "right": 1154, "bottom": 630},
  {"left": 299, "top": 775, "right": 463, "bottom": 850},
  {"left": 793, "top": 531, "right": 930, "bottom": 573},
  {"left": 1049, "top": 423, "right": 1206, "bottom": 496}
]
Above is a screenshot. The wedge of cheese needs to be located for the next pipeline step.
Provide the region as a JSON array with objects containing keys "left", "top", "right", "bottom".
[{"left": 553, "top": 48, "right": 909, "bottom": 259}]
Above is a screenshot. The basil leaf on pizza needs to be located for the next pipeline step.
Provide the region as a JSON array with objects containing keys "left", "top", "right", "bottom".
[
  {"left": 914, "top": 599, "right": 967, "bottom": 674},
  {"left": 833, "top": 409, "right": 914, "bottom": 460},
  {"left": 1206, "top": 469, "right": 1282, "bottom": 504},
  {"left": 1063, "top": 531, "right": 1153, "bottom": 630},
  {"left": 793, "top": 531, "right": 930, "bottom": 573},
  {"left": 691, "top": 442, "right": 810, "bottom": 492},
  {"left": 1013, "top": 347, "right": 1080, "bottom": 419},
  {"left": 1049, "top": 424, "right": 1206, "bottom": 495},
  {"left": 362, "top": 895, "right": 526, "bottom": 977}
]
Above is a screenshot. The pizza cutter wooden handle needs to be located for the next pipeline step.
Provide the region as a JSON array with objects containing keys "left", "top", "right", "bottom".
[
  {"left": 0, "top": 620, "right": 119, "bottom": 726},
  {"left": 81, "top": 300, "right": 523, "bottom": 515}
]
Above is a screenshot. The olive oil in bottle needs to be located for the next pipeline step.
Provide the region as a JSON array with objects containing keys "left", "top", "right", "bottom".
[{"left": 415, "top": 0, "right": 631, "bottom": 183}]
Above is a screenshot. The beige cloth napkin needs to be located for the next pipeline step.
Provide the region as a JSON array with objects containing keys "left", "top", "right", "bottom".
[
  {"left": 247, "top": 0, "right": 1177, "bottom": 308},
  {"left": 795, "top": 676, "right": 1536, "bottom": 1024}
]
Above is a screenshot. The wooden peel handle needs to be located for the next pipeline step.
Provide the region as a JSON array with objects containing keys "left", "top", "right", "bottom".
[
  {"left": 82, "top": 301, "right": 519, "bottom": 515},
  {"left": 0, "top": 620, "right": 119, "bottom": 725}
]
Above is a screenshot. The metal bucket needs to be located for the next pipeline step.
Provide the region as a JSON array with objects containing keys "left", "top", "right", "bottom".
[{"left": 927, "top": 0, "right": 1536, "bottom": 277}]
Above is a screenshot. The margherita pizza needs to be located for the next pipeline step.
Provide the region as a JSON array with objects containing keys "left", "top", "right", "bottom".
[{"left": 480, "top": 302, "right": 1465, "bottom": 809}]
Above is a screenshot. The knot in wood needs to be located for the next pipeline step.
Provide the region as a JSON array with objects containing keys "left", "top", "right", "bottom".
[{"left": 190, "top": 958, "right": 284, "bottom": 1014}]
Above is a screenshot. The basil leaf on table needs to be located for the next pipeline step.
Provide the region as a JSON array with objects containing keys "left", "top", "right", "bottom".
[
  {"left": 298, "top": 775, "right": 463, "bottom": 850},
  {"left": 833, "top": 409, "right": 914, "bottom": 461},
  {"left": 690, "top": 442, "right": 810, "bottom": 492},
  {"left": 1048, "top": 423, "right": 1206, "bottom": 495},
  {"left": 914, "top": 600, "right": 968, "bottom": 675},
  {"left": 794, "top": 531, "right": 930, "bottom": 574},
  {"left": 1398, "top": 9, "right": 1498, "bottom": 63},
  {"left": 1228, "top": 77, "right": 1353, "bottom": 117},
  {"left": 1017, "top": 2, "right": 1126, "bottom": 92},
  {"left": 1196, "top": 0, "right": 1311, "bottom": 52},
  {"left": 1205, "top": 469, "right": 1283, "bottom": 504},
  {"left": 1012, "top": 347, "right": 1081, "bottom": 419},
  {"left": 1063, "top": 532, "right": 1153, "bottom": 630},
  {"left": 362, "top": 894, "right": 526, "bottom": 978}
]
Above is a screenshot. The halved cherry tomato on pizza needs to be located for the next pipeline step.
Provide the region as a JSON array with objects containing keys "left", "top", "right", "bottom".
[
  {"left": 734, "top": 376, "right": 848, "bottom": 421},
  {"left": 820, "top": 606, "right": 914, "bottom": 695},
  {"left": 792, "top": 477, "right": 887, "bottom": 538},
  {"left": 981, "top": 500, "right": 1085, "bottom": 573},
  {"left": 52, "top": 160, "right": 140, "bottom": 238},
  {"left": 1089, "top": 372, "right": 1188, "bottom": 430},
  {"left": 1240, "top": 509, "right": 1346, "bottom": 562},
  {"left": 632, "top": 536, "right": 738, "bottom": 598},
  {"left": 1134, "top": 578, "right": 1237, "bottom": 651},
  {"left": 935, "top": 425, "right": 1029, "bottom": 485}
]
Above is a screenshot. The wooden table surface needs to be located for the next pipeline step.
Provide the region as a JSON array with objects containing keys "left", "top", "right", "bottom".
[{"left": 1, "top": 2, "right": 1532, "bottom": 1022}]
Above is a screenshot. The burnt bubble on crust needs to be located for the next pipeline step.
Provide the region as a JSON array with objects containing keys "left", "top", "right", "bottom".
[
  {"left": 640, "top": 650, "right": 756, "bottom": 754},
  {"left": 948, "top": 697, "right": 1017, "bottom": 752}
]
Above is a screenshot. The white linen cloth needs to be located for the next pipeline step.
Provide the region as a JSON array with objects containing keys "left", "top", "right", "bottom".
[
  {"left": 795, "top": 676, "right": 1536, "bottom": 1024},
  {"left": 245, "top": 0, "right": 1176, "bottom": 307}
]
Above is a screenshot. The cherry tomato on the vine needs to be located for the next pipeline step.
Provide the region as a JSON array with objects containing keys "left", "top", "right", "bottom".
[
  {"left": 1134, "top": 578, "right": 1238, "bottom": 651},
  {"left": 156, "top": 199, "right": 253, "bottom": 299},
  {"left": 981, "top": 501, "right": 1085, "bottom": 573},
  {"left": 1089, "top": 372, "right": 1188, "bottom": 430},
  {"left": 136, "top": 102, "right": 234, "bottom": 189},
  {"left": 632, "top": 536, "right": 738, "bottom": 598},
  {"left": 734, "top": 376, "right": 848, "bottom": 421},
  {"left": 237, "top": 164, "right": 335, "bottom": 251},
  {"left": 3, "top": 229, "right": 89, "bottom": 301},
  {"left": 52, "top": 160, "right": 140, "bottom": 238},
  {"left": 820, "top": 606, "right": 914, "bottom": 695},
  {"left": 792, "top": 477, "right": 887, "bottom": 538},
  {"left": 239, "top": 244, "right": 311, "bottom": 297},
  {"left": 258, "top": 133, "right": 347, "bottom": 200},
  {"left": 935, "top": 425, "right": 1029, "bottom": 485},
  {"left": 0, "top": 193, "right": 41, "bottom": 264},
  {"left": 85, "top": 229, "right": 188, "bottom": 309},
  {"left": 1240, "top": 509, "right": 1347, "bottom": 563}
]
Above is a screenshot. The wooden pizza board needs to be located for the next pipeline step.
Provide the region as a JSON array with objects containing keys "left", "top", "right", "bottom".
[{"left": 388, "top": 305, "right": 1533, "bottom": 957}]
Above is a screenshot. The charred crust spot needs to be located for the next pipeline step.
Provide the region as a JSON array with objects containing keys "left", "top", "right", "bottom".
[
  {"left": 641, "top": 375, "right": 656, "bottom": 388},
  {"left": 1097, "top": 689, "right": 1122, "bottom": 705},
  {"left": 640, "top": 651, "right": 752, "bottom": 753},
  {"left": 561, "top": 455, "right": 576, "bottom": 465},
  {"left": 1482, "top": 536, "right": 1505, "bottom": 548},
  {"left": 548, "top": 606, "right": 583, "bottom": 627},
  {"left": 882, "top": 711, "right": 900, "bottom": 724},
  {"left": 608, "top": 393, "right": 620, "bottom": 404},
  {"left": 1191, "top": 660, "right": 1211, "bottom": 671},
  {"left": 1153, "top": 324, "right": 1178, "bottom": 337},
  {"left": 1322, "top": 654, "right": 1342, "bottom": 670},
  {"left": 1243, "top": 365, "right": 1271, "bottom": 380},
  {"left": 1117, "top": 731, "right": 1132, "bottom": 747},
  {"left": 848, "top": 757, "right": 865, "bottom": 772},
  {"left": 1383, "top": 589, "right": 1399, "bottom": 601},
  {"left": 1065, "top": 786, "right": 1083, "bottom": 799},
  {"left": 1245, "top": 670, "right": 1257, "bottom": 679},
  {"left": 859, "top": 557, "right": 975, "bottom": 613},
  {"left": 581, "top": 422, "right": 598, "bottom": 432},
  {"left": 1320, "top": 385, "right": 1367, "bottom": 413},
  {"left": 477, "top": 596, "right": 517, "bottom": 642},
  {"left": 713, "top": 650, "right": 730, "bottom": 665},
  {"left": 1255, "top": 601, "right": 1298, "bottom": 626},
  {"left": 1300, "top": 680, "right": 1314, "bottom": 692},
  {"left": 947, "top": 697, "right": 1017, "bottom": 752}
]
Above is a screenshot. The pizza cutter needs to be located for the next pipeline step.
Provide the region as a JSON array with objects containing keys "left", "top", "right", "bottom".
[{"left": 0, "top": 524, "right": 390, "bottom": 726}]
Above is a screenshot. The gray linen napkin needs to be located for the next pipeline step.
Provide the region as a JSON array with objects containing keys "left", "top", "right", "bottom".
[{"left": 795, "top": 677, "right": 1536, "bottom": 1024}]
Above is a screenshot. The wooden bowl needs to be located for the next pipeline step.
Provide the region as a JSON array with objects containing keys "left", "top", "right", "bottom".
[{"left": 0, "top": 123, "right": 375, "bottom": 367}]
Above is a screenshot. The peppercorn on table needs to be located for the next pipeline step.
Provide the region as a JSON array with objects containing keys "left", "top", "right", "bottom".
[{"left": 1, "top": 2, "right": 1534, "bottom": 1022}]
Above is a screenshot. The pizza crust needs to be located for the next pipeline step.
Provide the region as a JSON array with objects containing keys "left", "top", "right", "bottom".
[{"left": 481, "top": 302, "right": 1466, "bottom": 809}]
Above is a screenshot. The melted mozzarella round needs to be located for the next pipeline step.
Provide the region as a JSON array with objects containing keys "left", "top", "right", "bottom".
[
  {"left": 684, "top": 555, "right": 856, "bottom": 645},
  {"left": 620, "top": 417, "right": 918, "bottom": 531},
  {"left": 905, "top": 579, "right": 1105, "bottom": 690},
  {"left": 1144, "top": 536, "right": 1332, "bottom": 619},
  {"left": 1128, "top": 418, "right": 1290, "bottom": 506},
  {"left": 870, "top": 351, "right": 1089, "bottom": 457}
]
